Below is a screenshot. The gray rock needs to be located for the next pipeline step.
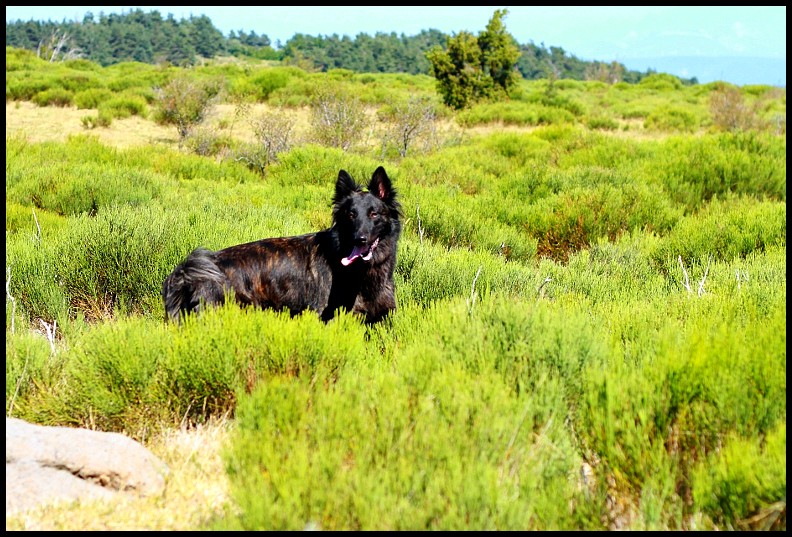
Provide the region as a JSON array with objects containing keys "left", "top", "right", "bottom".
[{"left": 6, "top": 417, "right": 169, "bottom": 515}]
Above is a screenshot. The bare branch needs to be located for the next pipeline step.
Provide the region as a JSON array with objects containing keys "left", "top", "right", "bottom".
[
  {"left": 697, "top": 255, "right": 711, "bottom": 297},
  {"left": 37, "top": 29, "right": 82, "bottom": 62},
  {"left": 416, "top": 205, "right": 424, "bottom": 245},
  {"left": 467, "top": 265, "right": 483, "bottom": 313},
  {"left": 32, "top": 208, "right": 42, "bottom": 243},
  {"left": 6, "top": 266, "right": 16, "bottom": 334},
  {"left": 38, "top": 318, "right": 57, "bottom": 354},
  {"left": 537, "top": 276, "right": 552, "bottom": 299},
  {"left": 678, "top": 256, "right": 692, "bottom": 294}
]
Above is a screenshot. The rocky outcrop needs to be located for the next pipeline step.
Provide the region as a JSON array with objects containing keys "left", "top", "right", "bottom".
[{"left": 6, "top": 417, "right": 169, "bottom": 515}]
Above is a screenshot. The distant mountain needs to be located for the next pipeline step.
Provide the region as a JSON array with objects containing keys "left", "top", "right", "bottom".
[{"left": 620, "top": 56, "right": 786, "bottom": 87}]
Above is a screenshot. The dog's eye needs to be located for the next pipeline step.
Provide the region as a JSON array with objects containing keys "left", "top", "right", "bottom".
[
  {"left": 369, "top": 211, "right": 378, "bottom": 219},
  {"left": 347, "top": 211, "right": 356, "bottom": 220}
]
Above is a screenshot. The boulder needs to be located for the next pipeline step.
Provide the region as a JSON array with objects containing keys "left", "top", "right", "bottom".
[{"left": 6, "top": 417, "right": 169, "bottom": 515}]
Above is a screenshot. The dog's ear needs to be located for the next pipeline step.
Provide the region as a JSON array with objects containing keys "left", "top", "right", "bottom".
[
  {"left": 368, "top": 166, "right": 395, "bottom": 204},
  {"left": 334, "top": 170, "right": 359, "bottom": 204}
]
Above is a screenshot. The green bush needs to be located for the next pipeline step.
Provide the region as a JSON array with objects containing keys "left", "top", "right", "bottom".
[
  {"left": 644, "top": 106, "right": 699, "bottom": 132},
  {"left": 6, "top": 332, "right": 60, "bottom": 416},
  {"left": 57, "top": 72, "right": 103, "bottom": 93},
  {"left": 97, "top": 94, "right": 148, "bottom": 119},
  {"left": 639, "top": 73, "right": 684, "bottom": 91},
  {"left": 220, "top": 296, "right": 593, "bottom": 530},
  {"left": 692, "top": 423, "right": 786, "bottom": 529},
  {"left": 6, "top": 157, "right": 162, "bottom": 216},
  {"left": 646, "top": 132, "right": 786, "bottom": 209},
  {"left": 80, "top": 112, "right": 113, "bottom": 129},
  {"left": 457, "top": 101, "right": 576, "bottom": 127},
  {"left": 5, "top": 236, "right": 69, "bottom": 324},
  {"left": 5, "top": 46, "right": 46, "bottom": 72},
  {"left": 74, "top": 88, "right": 114, "bottom": 109},
  {"left": 577, "top": 291, "right": 786, "bottom": 527},
  {"left": 586, "top": 116, "right": 619, "bottom": 130},
  {"left": 649, "top": 197, "right": 786, "bottom": 268},
  {"left": 62, "top": 58, "right": 101, "bottom": 72},
  {"left": 249, "top": 68, "right": 293, "bottom": 101},
  {"left": 31, "top": 88, "right": 74, "bottom": 107}
]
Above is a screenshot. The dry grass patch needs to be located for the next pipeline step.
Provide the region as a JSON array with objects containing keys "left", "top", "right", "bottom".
[
  {"left": 5, "top": 418, "right": 236, "bottom": 531},
  {"left": 6, "top": 101, "right": 178, "bottom": 148}
]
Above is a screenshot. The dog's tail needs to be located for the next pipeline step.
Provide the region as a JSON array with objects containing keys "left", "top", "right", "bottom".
[{"left": 162, "top": 248, "right": 228, "bottom": 322}]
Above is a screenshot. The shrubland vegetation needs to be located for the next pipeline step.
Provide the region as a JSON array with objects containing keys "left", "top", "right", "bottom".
[{"left": 4, "top": 43, "right": 786, "bottom": 531}]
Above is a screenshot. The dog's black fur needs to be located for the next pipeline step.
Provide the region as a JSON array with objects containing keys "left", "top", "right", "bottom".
[{"left": 162, "top": 166, "right": 401, "bottom": 324}]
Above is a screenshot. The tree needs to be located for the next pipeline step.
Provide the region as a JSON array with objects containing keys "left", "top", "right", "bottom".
[
  {"left": 425, "top": 9, "right": 521, "bottom": 109},
  {"left": 426, "top": 31, "right": 489, "bottom": 110},
  {"left": 188, "top": 14, "right": 225, "bottom": 58},
  {"left": 477, "top": 9, "right": 521, "bottom": 94}
]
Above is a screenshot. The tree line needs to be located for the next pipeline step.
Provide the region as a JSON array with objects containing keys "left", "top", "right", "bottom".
[{"left": 6, "top": 8, "right": 690, "bottom": 85}]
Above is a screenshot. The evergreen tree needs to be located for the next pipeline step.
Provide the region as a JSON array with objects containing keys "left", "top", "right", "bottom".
[
  {"left": 188, "top": 14, "right": 225, "bottom": 58},
  {"left": 426, "top": 31, "right": 492, "bottom": 109},
  {"left": 477, "top": 9, "right": 521, "bottom": 94},
  {"left": 426, "top": 9, "right": 519, "bottom": 109}
]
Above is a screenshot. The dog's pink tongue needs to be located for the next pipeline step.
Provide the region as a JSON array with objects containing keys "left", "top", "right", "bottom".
[{"left": 341, "top": 245, "right": 366, "bottom": 266}]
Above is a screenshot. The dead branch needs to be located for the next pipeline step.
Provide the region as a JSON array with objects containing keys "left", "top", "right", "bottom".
[
  {"left": 678, "top": 256, "right": 692, "bottom": 294},
  {"left": 6, "top": 266, "right": 16, "bottom": 334}
]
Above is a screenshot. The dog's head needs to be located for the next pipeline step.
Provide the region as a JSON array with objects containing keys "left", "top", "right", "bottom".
[{"left": 332, "top": 166, "right": 401, "bottom": 266}]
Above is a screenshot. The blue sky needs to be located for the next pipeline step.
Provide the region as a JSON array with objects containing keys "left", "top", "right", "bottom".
[{"left": 6, "top": 6, "right": 786, "bottom": 85}]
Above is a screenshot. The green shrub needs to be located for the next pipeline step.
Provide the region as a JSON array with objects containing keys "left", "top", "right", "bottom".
[
  {"left": 577, "top": 290, "right": 786, "bottom": 527},
  {"left": 31, "top": 88, "right": 74, "bottom": 107},
  {"left": 646, "top": 132, "right": 786, "bottom": 209},
  {"left": 639, "top": 73, "right": 684, "bottom": 91},
  {"left": 6, "top": 332, "right": 60, "bottom": 416},
  {"left": 52, "top": 206, "right": 180, "bottom": 318},
  {"left": 586, "top": 116, "right": 619, "bottom": 130},
  {"left": 6, "top": 157, "right": 162, "bottom": 216},
  {"left": 249, "top": 68, "right": 293, "bottom": 101},
  {"left": 97, "top": 94, "right": 148, "bottom": 119},
  {"left": 649, "top": 197, "right": 786, "bottom": 268},
  {"left": 220, "top": 297, "right": 588, "bottom": 530},
  {"left": 644, "top": 106, "right": 699, "bottom": 132},
  {"left": 5, "top": 236, "right": 69, "bottom": 324},
  {"left": 62, "top": 58, "right": 101, "bottom": 72},
  {"left": 80, "top": 113, "right": 113, "bottom": 129},
  {"left": 5, "top": 46, "right": 46, "bottom": 72},
  {"left": 57, "top": 72, "right": 102, "bottom": 93},
  {"left": 692, "top": 423, "right": 786, "bottom": 529},
  {"left": 5, "top": 75, "right": 52, "bottom": 101},
  {"left": 457, "top": 101, "right": 576, "bottom": 127},
  {"left": 184, "top": 128, "right": 237, "bottom": 158},
  {"left": 64, "top": 317, "right": 171, "bottom": 431},
  {"left": 74, "top": 88, "right": 114, "bottom": 109}
]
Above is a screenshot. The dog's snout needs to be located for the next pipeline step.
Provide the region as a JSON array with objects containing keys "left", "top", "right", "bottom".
[{"left": 355, "top": 235, "right": 368, "bottom": 245}]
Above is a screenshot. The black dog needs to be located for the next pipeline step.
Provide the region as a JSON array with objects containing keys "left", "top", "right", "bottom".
[{"left": 162, "top": 166, "right": 401, "bottom": 324}]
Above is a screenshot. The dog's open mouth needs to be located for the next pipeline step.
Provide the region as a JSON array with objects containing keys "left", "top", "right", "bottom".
[{"left": 341, "top": 237, "right": 379, "bottom": 266}]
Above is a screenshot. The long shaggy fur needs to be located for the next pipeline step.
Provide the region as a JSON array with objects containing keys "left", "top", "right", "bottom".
[{"left": 162, "top": 166, "right": 401, "bottom": 324}]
